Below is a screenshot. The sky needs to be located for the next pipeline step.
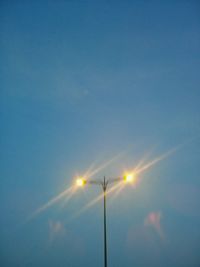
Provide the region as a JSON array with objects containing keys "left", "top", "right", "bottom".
[{"left": 0, "top": 1, "right": 200, "bottom": 266}]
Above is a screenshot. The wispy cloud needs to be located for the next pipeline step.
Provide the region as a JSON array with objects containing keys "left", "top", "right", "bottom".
[
  {"left": 144, "top": 211, "right": 165, "bottom": 240},
  {"left": 48, "top": 219, "right": 66, "bottom": 245}
]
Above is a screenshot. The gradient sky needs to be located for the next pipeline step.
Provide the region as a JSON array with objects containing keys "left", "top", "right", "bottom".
[{"left": 1, "top": 1, "right": 200, "bottom": 267}]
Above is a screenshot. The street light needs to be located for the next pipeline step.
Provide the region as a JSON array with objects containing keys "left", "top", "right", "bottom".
[
  {"left": 75, "top": 172, "right": 135, "bottom": 267},
  {"left": 76, "top": 177, "right": 86, "bottom": 187},
  {"left": 123, "top": 172, "right": 135, "bottom": 183}
]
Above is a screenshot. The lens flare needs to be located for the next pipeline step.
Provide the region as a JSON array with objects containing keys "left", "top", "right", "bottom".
[
  {"left": 86, "top": 149, "right": 129, "bottom": 179},
  {"left": 59, "top": 186, "right": 77, "bottom": 210},
  {"left": 135, "top": 146, "right": 180, "bottom": 176},
  {"left": 109, "top": 182, "right": 126, "bottom": 204},
  {"left": 70, "top": 182, "right": 122, "bottom": 220},
  {"left": 26, "top": 185, "right": 75, "bottom": 222}
]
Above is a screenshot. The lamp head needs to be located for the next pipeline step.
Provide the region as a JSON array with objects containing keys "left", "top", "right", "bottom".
[
  {"left": 123, "top": 172, "right": 136, "bottom": 183},
  {"left": 76, "top": 177, "right": 86, "bottom": 187}
]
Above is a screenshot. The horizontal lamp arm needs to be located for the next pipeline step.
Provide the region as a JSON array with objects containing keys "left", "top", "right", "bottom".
[
  {"left": 88, "top": 180, "right": 103, "bottom": 185},
  {"left": 107, "top": 177, "right": 123, "bottom": 184}
]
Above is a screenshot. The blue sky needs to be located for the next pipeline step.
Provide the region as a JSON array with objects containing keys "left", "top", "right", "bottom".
[{"left": 0, "top": 1, "right": 200, "bottom": 266}]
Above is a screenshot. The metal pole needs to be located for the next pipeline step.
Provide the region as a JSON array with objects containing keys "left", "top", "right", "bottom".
[{"left": 103, "top": 177, "right": 108, "bottom": 267}]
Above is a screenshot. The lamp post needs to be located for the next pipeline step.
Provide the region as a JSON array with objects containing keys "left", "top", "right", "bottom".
[
  {"left": 103, "top": 176, "right": 108, "bottom": 267},
  {"left": 75, "top": 173, "right": 135, "bottom": 267}
]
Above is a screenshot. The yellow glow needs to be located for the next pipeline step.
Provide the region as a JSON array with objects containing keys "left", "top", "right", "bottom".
[
  {"left": 124, "top": 173, "right": 136, "bottom": 183},
  {"left": 76, "top": 177, "right": 86, "bottom": 187}
]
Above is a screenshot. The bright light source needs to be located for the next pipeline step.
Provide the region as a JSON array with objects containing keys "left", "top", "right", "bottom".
[
  {"left": 123, "top": 173, "right": 135, "bottom": 183},
  {"left": 76, "top": 177, "right": 86, "bottom": 187}
]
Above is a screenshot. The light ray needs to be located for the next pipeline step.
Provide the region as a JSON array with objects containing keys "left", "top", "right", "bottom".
[
  {"left": 27, "top": 185, "right": 75, "bottom": 222},
  {"left": 135, "top": 146, "right": 180, "bottom": 176},
  {"left": 109, "top": 183, "right": 126, "bottom": 204},
  {"left": 70, "top": 182, "right": 123, "bottom": 220},
  {"left": 133, "top": 150, "right": 156, "bottom": 173},
  {"left": 87, "top": 182, "right": 122, "bottom": 208},
  {"left": 87, "top": 149, "right": 129, "bottom": 179},
  {"left": 59, "top": 186, "right": 77, "bottom": 209},
  {"left": 82, "top": 161, "right": 98, "bottom": 180}
]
